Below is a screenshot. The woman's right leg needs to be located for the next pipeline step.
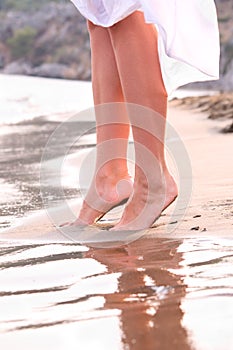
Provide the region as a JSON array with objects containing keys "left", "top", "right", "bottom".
[
  {"left": 72, "top": 21, "right": 133, "bottom": 225},
  {"left": 107, "top": 11, "right": 178, "bottom": 230}
]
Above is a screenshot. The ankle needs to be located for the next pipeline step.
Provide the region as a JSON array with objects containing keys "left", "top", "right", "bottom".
[{"left": 96, "top": 159, "right": 130, "bottom": 181}]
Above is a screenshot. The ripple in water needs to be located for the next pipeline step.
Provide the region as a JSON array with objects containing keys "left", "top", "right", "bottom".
[{"left": 0, "top": 236, "right": 232, "bottom": 350}]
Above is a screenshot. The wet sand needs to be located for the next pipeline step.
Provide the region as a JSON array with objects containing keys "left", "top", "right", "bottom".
[
  {"left": 0, "top": 75, "right": 233, "bottom": 349},
  {"left": 1, "top": 236, "right": 232, "bottom": 350}
]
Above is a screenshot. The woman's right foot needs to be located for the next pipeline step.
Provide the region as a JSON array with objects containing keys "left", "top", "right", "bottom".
[{"left": 60, "top": 163, "right": 133, "bottom": 227}]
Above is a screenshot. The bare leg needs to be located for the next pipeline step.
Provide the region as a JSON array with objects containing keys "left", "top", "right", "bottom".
[
  {"left": 107, "top": 12, "right": 178, "bottom": 230},
  {"left": 71, "top": 22, "right": 133, "bottom": 226}
]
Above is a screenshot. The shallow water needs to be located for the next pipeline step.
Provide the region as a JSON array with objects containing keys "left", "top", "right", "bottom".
[
  {"left": 0, "top": 236, "right": 233, "bottom": 349},
  {"left": 0, "top": 75, "right": 233, "bottom": 349}
]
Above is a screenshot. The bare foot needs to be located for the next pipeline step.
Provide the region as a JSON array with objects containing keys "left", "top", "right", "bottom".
[
  {"left": 111, "top": 169, "right": 178, "bottom": 231},
  {"left": 60, "top": 164, "right": 133, "bottom": 227}
]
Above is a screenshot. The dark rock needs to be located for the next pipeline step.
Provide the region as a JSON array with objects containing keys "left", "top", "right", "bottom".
[
  {"left": 3, "top": 60, "right": 32, "bottom": 74},
  {"left": 222, "top": 121, "right": 233, "bottom": 133},
  {"left": 190, "top": 226, "right": 200, "bottom": 231},
  {"left": 31, "top": 63, "right": 70, "bottom": 79}
]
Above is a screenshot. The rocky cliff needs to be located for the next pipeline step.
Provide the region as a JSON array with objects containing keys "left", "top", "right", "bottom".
[
  {"left": 0, "top": 1, "right": 91, "bottom": 80},
  {"left": 0, "top": 0, "right": 232, "bottom": 90}
]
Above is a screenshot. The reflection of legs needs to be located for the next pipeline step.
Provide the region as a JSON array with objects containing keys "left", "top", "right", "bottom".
[
  {"left": 87, "top": 238, "right": 190, "bottom": 349},
  {"left": 108, "top": 12, "right": 178, "bottom": 230},
  {"left": 73, "top": 22, "right": 133, "bottom": 225}
]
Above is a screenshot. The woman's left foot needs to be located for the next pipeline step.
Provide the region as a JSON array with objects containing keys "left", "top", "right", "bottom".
[{"left": 111, "top": 169, "right": 178, "bottom": 231}]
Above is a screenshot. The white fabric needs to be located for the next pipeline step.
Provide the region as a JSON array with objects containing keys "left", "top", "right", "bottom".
[{"left": 70, "top": 0, "right": 220, "bottom": 95}]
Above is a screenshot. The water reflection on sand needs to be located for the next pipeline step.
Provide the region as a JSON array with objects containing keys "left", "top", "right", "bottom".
[{"left": 0, "top": 235, "right": 233, "bottom": 349}]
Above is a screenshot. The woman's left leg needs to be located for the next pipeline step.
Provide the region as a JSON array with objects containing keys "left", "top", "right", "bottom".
[{"left": 71, "top": 21, "right": 133, "bottom": 226}]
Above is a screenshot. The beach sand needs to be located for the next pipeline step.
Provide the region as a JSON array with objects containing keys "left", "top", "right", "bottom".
[{"left": 171, "top": 93, "right": 233, "bottom": 133}]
